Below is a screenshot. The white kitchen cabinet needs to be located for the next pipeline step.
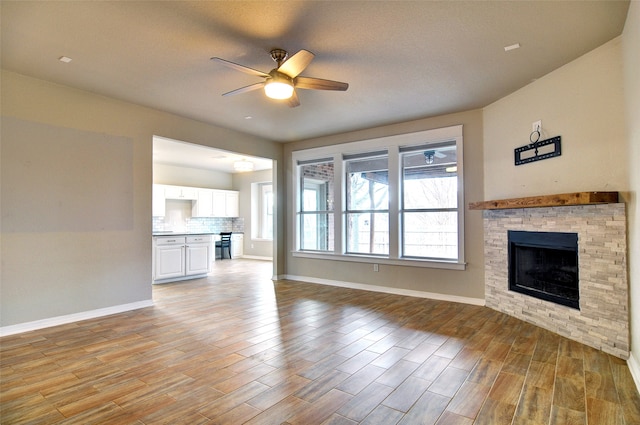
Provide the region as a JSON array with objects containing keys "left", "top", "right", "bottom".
[
  {"left": 185, "top": 235, "right": 212, "bottom": 275},
  {"left": 232, "top": 234, "right": 243, "bottom": 258},
  {"left": 152, "top": 184, "right": 166, "bottom": 216},
  {"left": 153, "top": 236, "right": 186, "bottom": 281},
  {"left": 164, "top": 185, "right": 197, "bottom": 200},
  {"left": 225, "top": 191, "right": 239, "bottom": 217},
  {"left": 153, "top": 235, "right": 212, "bottom": 283},
  {"left": 212, "top": 190, "right": 239, "bottom": 217},
  {"left": 192, "top": 189, "right": 214, "bottom": 217}
]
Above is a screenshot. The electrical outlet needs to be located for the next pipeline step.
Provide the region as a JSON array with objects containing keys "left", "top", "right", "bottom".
[
  {"left": 373, "top": 264, "right": 379, "bottom": 272},
  {"left": 532, "top": 120, "right": 542, "bottom": 133}
]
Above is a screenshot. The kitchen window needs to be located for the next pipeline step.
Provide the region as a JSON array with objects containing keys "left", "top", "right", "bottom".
[
  {"left": 292, "top": 125, "right": 465, "bottom": 269},
  {"left": 252, "top": 182, "right": 273, "bottom": 240}
]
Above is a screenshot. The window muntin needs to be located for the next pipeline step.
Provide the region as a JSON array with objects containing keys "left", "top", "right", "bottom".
[
  {"left": 299, "top": 161, "right": 334, "bottom": 251},
  {"left": 345, "top": 154, "right": 389, "bottom": 255},
  {"left": 401, "top": 143, "right": 458, "bottom": 260}
]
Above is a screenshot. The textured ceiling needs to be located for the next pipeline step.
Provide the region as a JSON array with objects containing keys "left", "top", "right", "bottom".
[{"left": 1, "top": 1, "right": 630, "bottom": 144}]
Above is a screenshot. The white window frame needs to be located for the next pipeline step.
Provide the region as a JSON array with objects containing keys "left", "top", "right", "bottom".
[
  {"left": 291, "top": 125, "right": 465, "bottom": 270},
  {"left": 251, "top": 182, "right": 273, "bottom": 241}
]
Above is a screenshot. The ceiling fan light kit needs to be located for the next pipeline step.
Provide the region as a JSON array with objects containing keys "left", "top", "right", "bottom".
[
  {"left": 264, "top": 73, "right": 294, "bottom": 99},
  {"left": 211, "top": 48, "right": 348, "bottom": 107}
]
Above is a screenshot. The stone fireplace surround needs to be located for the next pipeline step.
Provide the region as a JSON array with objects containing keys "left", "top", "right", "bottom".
[{"left": 471, "top": 192, "right": 629, "bottom": 359}]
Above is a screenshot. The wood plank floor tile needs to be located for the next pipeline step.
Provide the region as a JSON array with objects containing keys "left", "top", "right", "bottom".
[
  {"left": 360, "top": 405, "right": 404, "bottom": 425},
  {"left": 1, "top": 259, "right": 638, "bottom": 425},
  {"left": 336, "top": 382, "right": 395, "bottom": 422},
  {"left": 382, "top": 375, "right": 431, "bottom": 412},
  {"left": 513, "top": 384, "right": 552, "bottom": 424},
  {"left": 445, "top": 380, "right": 492, "bottom": 419},
  {"left": 553, "top": 376, "right": 586, "bottom": 413},
  {"left": 436, "top": 410, "right": 475, "bottom": 425}
]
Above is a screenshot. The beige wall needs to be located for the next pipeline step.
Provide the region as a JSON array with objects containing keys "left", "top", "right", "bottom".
[
  {"left": 483, "top": 36, "right": 627, "bottom": 201},
  {"left": 283, "top": 110, "right": 485, "bottom": 301},
  {"left": 153, "top": 163, "right": 233, "bottom": 189},
  {"left": 623, "top": 1, "right": 640, "bottom": 375},
  {"left": 0, "top": 70, "right": 282, "bottom": 328}
]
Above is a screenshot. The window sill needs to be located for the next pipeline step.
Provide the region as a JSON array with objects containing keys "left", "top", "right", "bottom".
[{"left": 291, "top": 251, "right": 467, "bottom": 270}]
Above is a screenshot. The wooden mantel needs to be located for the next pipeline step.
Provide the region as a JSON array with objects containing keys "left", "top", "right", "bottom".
[{"left": 468, "top": 191, "right": 619, "bottom": 210}]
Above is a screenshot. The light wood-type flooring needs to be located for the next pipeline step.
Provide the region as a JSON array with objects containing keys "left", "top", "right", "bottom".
[{"left": 2, "top": 259, "right": 639, "bottom": 424}]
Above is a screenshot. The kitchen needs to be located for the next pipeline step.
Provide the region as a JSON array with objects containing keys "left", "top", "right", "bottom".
[{"left": 152, "top": 136, "right": 274, "bottom": 284}]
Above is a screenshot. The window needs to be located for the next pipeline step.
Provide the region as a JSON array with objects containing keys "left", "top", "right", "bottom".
[
  {"left": 292, "top": 125, "right": 464, "bottom": 269},
  {"left": 401, "top": 143, "right": 458, "bottom": 260},
  {"left": 298, "top": 159, "right": 334, "bottom": 251},
  {"left": 252, "top": 182, "right": 273, "bottom": 240},
  {"left": 345, "top": 152, "right": 389, "bottom": 255}
]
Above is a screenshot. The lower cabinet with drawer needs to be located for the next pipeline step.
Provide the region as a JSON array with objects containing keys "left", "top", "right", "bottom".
[{"left": 153, "top": 235, "right": 212, "bottom": 284}]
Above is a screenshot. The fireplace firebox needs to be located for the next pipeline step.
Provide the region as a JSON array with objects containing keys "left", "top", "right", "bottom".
[{"left": 508, "top": 230, "right": 579, "bottom": 309}]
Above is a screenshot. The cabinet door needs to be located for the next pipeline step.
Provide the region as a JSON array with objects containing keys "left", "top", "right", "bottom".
[
  {"left": 164, "top": 185, "right": 197, "bottom": 200},
  {"left": 225, "top": 192, "right": 239, "bottom": 217},
  {"left": 154, "top": 245, "right": 185, "bottom": 280},
  {"left": 185, "top": 243, "right": 211, "bottom": 275},
  {"left": 212, "top": 191, "right": 226, "bottom": 217},
  {"left": 152, "top": 184, "right": 166, "bottom": 216},
  {"left": 232, "top": 235, "right": 243, "bottom": 257},
  {"left": 192, "top": 189, "right": 213, "bottom": 217}
]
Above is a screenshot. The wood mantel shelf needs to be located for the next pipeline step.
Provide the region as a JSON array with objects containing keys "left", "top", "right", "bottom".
[{"left": 468, "top": 191, "right": 619, "bottom": 210}]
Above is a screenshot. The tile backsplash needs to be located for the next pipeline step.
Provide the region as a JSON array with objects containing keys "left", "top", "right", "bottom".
[{"left": 152, "top": 216, "right": 244, "bottom": 234}]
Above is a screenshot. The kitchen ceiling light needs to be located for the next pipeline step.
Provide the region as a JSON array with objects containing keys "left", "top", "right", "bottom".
[
  {"left": 234, "top": 159, "right": 254, "bottom": 172},
  {"left": 264, "top": 75, "right": 294, "bottom": 99}
]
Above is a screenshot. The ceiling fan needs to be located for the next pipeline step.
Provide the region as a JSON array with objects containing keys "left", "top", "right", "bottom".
[{"left": 211, "top": 49, "right": 348, "bottom": 107}]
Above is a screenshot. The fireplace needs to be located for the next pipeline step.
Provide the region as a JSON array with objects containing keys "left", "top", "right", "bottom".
[
  {"left": 508, "top": 230, "right": 579, "bottom": 309},
  {"left": 473, "top": 193, "right": 629, "bottom": 359}
]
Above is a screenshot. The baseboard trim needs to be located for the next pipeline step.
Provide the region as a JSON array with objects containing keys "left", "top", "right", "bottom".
[
  {"left": 628, "top": 351, "right": 640, "bottom": 393},
  {"left": 241, "top": 255, "right": 273, "bottom": 261},
  {"left": 0, "top": 300, "right": 154, "bottom": 337},
  {"left": 279, "top": 274, "right": 485, "bottom": 306}
]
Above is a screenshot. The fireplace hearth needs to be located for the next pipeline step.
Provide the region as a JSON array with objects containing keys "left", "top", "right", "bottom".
[{"left": 508, "top": 230, "right": 579, "bottom": 309}]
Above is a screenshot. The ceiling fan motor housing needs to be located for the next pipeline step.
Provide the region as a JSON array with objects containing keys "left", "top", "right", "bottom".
[{"left": 270, "top": 49, "right": 288, "bottom": 67}]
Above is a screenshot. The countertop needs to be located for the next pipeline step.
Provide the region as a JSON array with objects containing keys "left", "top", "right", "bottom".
[{"left": 153, "top": 231, "right": 242, "bottom": 237}]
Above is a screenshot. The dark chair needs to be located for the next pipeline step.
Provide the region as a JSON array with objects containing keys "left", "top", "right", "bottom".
[{"left": 216, "top": 232, "right": 232, "bottom": 260}]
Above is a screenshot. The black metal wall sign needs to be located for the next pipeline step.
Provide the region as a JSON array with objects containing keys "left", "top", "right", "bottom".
[{"left": 514, "top": 133, "right": 561, "bottom": 166}]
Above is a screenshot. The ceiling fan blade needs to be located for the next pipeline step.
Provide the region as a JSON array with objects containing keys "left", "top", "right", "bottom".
[
  {"left": 211, "top": 57, "right": 269, "bottom": 78},
  {"left": 295, "top": 76, "right": 349, "bottom": 91},
  {"left": 277, "top": 49, "right": 315, "bottom": 78},
  {"left": 222, "top": 82, "right": 264, "bottom": 97},
  {"left": 287, "top": 90, "right": 301, "bottom": 108}
]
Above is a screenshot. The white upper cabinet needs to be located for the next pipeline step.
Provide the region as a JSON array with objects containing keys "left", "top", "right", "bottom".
[
  {"left": 192, "top": 189, "right": 214, "bottom": 217},
  {"left": 163, "top": 185, "right": 197, "bottom": 200},
  {"left": 224, "top": 191, "right": 239, "bottom": 217},
  {"left": 154, "top": 185, "right": 239, "bottom": 218},
  {"left": 212, "top": 190, "right": 239, "bottom": 217}
]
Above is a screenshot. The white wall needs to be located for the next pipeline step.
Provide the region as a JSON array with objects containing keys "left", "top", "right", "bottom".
[
  {"left": 623, "top": 0, "right": 640, "bottom": 383},
  {"left": 0, "top": 70, "right": 282, "bottom": 329}
]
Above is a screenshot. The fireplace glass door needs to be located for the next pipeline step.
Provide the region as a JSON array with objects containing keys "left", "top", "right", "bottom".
[{"left": 508, "top": 231, "right": 579, "bottom": 309}]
